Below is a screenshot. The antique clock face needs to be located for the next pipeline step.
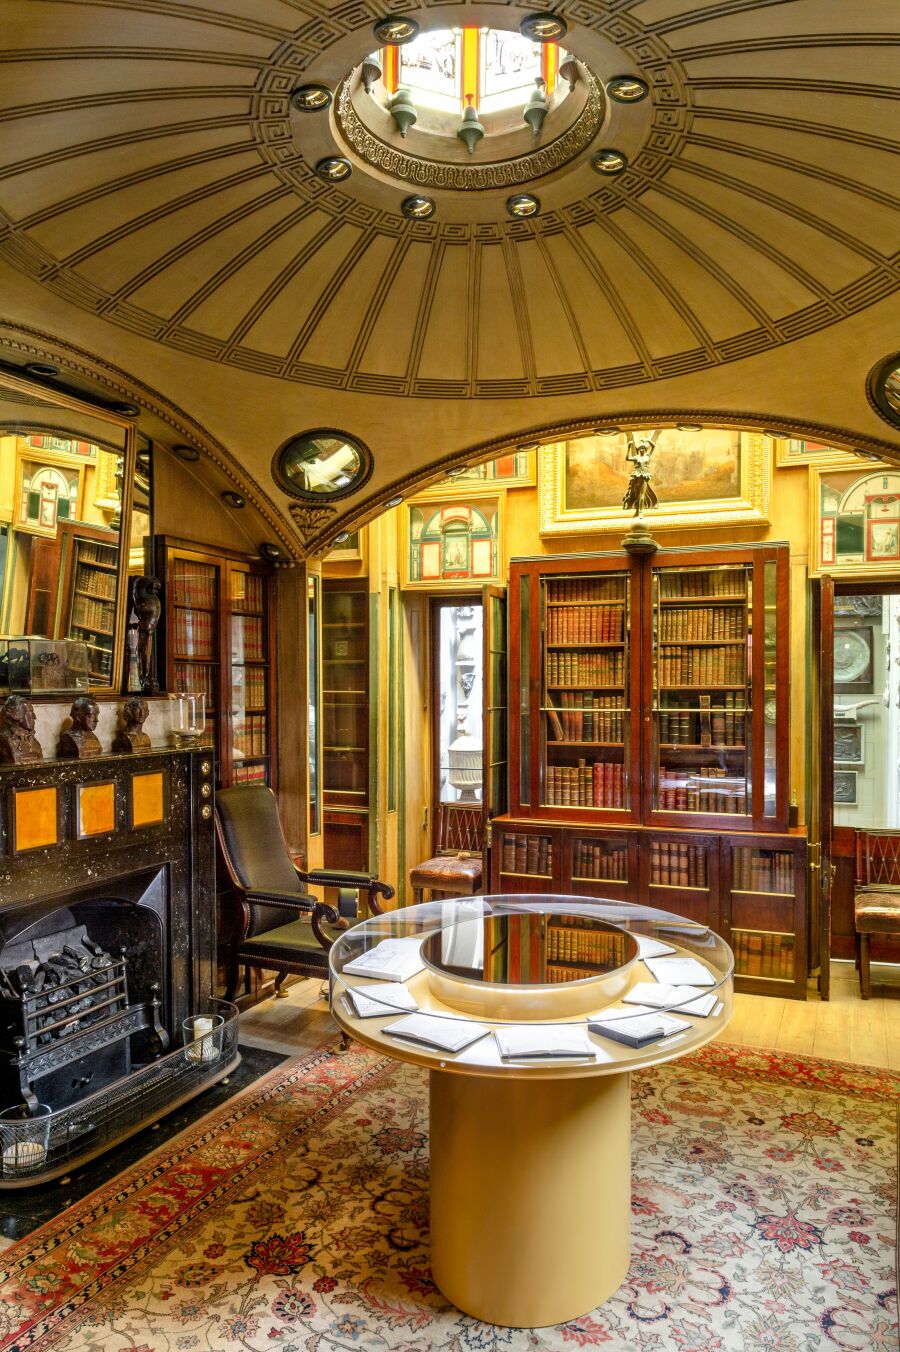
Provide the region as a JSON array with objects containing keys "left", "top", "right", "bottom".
[{"left": 834, "top": 630, "right": 871, "bottom": 684}]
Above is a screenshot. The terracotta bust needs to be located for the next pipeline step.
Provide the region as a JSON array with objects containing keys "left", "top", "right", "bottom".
[
  {"left": 58, "top": 696, "right": 102, "bottom": 760},
  {"left": 0, "top": 695, "right": 43, "bottom": 765},
  {"left": 113, "top": 696, "right": 151, "bottom": 754}
]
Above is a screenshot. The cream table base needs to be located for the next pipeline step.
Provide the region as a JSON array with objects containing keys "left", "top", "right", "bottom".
[{"left": 429, "top": 1067, "right": 632, "bottom": 1328}]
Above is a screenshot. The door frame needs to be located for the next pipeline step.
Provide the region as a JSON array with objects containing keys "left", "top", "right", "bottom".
[{"left": 427, "top": 593, "right": 482, "bottom": 855}]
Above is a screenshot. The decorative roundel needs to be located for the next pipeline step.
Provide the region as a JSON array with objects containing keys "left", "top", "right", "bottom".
[
  {"left": 402, "top": 195, "right": 436, "bottom": 220},
  {"left": 291, "top": 84, "right": 332, "bottom": 112},
  {"left": 520, "top": 12, "right": 568, "bottom": 42},
  {"left": 373, "top": 15, "right": 419, "bottom": 45},
  {"left": 868, "top": 353, "right": 900, "bottom": 431},
  {"left": 592, "top": 149, "right": 628, "bottom": 174},
  {"left": 507, "top": 193, "right": 540, "bottom": 219},
  {"left": 606, "top": 76, "right": 649, "bottom": 103},
  {"left": 315, "top": 156, "right": 353, "bottom": 182},
  {"left": 272, "top": 429, "right": 374, "bottom": 501}
]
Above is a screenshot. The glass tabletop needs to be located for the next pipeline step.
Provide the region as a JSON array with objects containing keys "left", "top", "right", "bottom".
[{"left": 329, "top": 895, "right": 734, "bottom": 1075}]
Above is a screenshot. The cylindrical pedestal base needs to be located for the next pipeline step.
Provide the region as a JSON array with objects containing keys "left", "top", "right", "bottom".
[{"left": 429, "top": 1069, "right": 631, "bottom": 1328}]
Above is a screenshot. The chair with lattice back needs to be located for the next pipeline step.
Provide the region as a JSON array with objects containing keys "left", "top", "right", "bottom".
[
  {"left": 854, "top": 829, "right": 900, "bottom": 998},
  {"left": 409, "top": 803, "right": 484, "bottom": 902}
]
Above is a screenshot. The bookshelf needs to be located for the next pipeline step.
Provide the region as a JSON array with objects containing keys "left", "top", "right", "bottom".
[
  {"left": 156, "top": 539, "right": 274, "bottom": 787},
  {"left": 494, "top": 543, "right": 805, "bottom": 997},
  {"left": 321, "top": 579, "right": 371, "bottom": 873},
  {"left": 63, "top": 528, "right": 120, "bottom": 684}
]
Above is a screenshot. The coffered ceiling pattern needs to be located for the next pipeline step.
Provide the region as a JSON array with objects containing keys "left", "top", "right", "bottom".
[{"left": 1, "top": 0, "right": 898, "bottom": 404}]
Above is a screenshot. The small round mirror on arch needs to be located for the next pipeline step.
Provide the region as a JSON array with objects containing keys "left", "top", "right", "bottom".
[{"left": 272, "top": 430, "right": 373, "bottom": 501}]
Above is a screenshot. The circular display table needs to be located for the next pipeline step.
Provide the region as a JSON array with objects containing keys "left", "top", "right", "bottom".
[{"left": 330, "top": 895, "right": 733, "bottom": 1329}]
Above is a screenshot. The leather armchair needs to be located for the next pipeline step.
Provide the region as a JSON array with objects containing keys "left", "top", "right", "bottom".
[{"left": 215, "top": 784, "right": 394, "bottom": 1001}]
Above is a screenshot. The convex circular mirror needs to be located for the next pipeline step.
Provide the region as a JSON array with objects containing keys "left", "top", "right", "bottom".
[
  {"left": 869, "top": 353, "right": 900, "bottom": 431},
  {"left": 272, "top": 429, "right": 373, "bottom": 500}
]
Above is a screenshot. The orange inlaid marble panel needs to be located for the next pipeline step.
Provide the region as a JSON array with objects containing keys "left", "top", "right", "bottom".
[
  {"left": 131, "top": 771, "right": 166, "bottom": 828},
  {"left": 13, "top": 786, "right": 58, "bottom": 852},
  {"left": 77, "top": 782, "right": 116, "bottom": 838}
]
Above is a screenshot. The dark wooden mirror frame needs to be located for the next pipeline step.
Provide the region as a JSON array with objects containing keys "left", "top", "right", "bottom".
[{"left": 0, "top": 367, "right": 139, "bottom": 699}]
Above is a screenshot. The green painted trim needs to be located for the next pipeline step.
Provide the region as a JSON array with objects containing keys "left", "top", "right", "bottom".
[
  {"left": 398, "top": 595, "right": 406, "bottom": 906},
  {"left": 368, "top": 590, "right": 379, "bottom": 877}
]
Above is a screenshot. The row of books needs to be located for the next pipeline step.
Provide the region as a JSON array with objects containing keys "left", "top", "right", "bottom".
[
  {"left": 76, "top": 540, "right": 117, "bottom": 566},
  {"left": 547, "top": 651, "right": 625, "bottom": 687},
  {"left": 233, "top": 762, "right": 268, "bottom": 784},
  {"left": 231, "top": 573, "right": 264, "bottom": 614},
  {"left": 545, "top": 964, "right": 601, "bottom": 984},
  {"left": 173, "top": 608, "right": 215, "bottom": 659},
  {"left": 71, "top": 594, "right": 114, "bottom": 631},
  {"left": 174, "top": 561, "right": 217, "bottom": 609},
  {"left": 500, "top": 833, "right": 553, "bottom": 875},
  {"left": 545, "top": 760, "right": 626, "bottom": 808},
  {"left": 659, "top": 569, "right": 747, "bottom": 598},
  {"left": 732, "top": 849, "right": 795, "bottom": 893},
  {"left": 547, "top": 694, "right": 625, "bottom": 743},
  {"left": 733, "top": 931, "right": 794, "bottom": 979},
  {"left": 658, "top": 606, "right": 745, "bottom": 641},
  {"left": 572, "top": 841, "right": 627, "bottom": 880},
  {"left": 658, "top": 768, "right": 746, "bottom": 813},
  {"left": 175, "top": 661, "right": 216, "bottom": 704},
  {"left": 658, "top": 646, "right": 745, "bottom": 687},
  {"left": 231, "top": 614, "right": 265, "bottom": 662},
  {"left": 546, "top": 606, "right": 624, "bottom": 644},
  {"left": 233, "top": 713, "right": 268, "bottom": 757},
  {"left": 547, "top": 578, "right": 625, "bottom": 603},
  {"left": 233, "top": 665, "right": 267, "bottom": 709},
  {"left": 650, "top": 842, "right": 708, "bottom": 887},
  {"left": 546, "top": 928, "right": 627, "bottom": 966},
  {"left": 658, "top": 697, "right": 746, "bottom": 746},
  {"left": 75, "top": 562, "right": 117, "bottom": 600}
]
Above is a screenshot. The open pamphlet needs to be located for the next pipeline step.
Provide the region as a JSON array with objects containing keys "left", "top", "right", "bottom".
[
  {"left": 384, "top": 1013, "right": 492, "bottom": 1053},
  {"left": 343, "top": 983, "right": 418, "bottom": 1019},
  {"left": 642, "top": 954, "right": 716, "bottom": 987},
  {"left": 342, "top": 937, "right": 426, "bottom": 983},
  {"left": 636, "top": 935, "right": 677, "bottom": 960},
  {"left": 624, "top": 982, "right": 723, "bottom": 1017},
  {"left": 589, "top": 1006, "right": 691, "bottom": 1048},
  {"left": 493, "top": 1025, "right": 597, "bottom": 1061}
]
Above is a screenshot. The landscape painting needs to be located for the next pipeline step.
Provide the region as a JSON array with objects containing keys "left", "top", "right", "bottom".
[{"left": 564, "top": 429, "right": 741, "bottom": 512}]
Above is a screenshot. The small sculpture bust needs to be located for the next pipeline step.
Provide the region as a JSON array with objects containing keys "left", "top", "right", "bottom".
[
  {"left": 113, "top": 696, "right": 151, "bottom": 754},
  {"left": 0, "top": 695, "right": 43, "bottom": 765},
  {"left": 57, "top": 696, "right": 102, "bottom": 760}
]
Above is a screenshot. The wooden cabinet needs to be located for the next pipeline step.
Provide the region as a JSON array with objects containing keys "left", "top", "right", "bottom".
[
  {"left": 495, "top": 544, "right": 805, "bottom": 997},
  {"left": 322, "top": 580, "right": 372, "bottom": 872},
  {"left": 156, "top": 538, "right": 274, "bottom": 788}
]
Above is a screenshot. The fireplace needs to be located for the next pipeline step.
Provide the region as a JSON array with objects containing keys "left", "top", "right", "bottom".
[{"left": 0, "top": 746, "right": 234, "bottom": 1185}]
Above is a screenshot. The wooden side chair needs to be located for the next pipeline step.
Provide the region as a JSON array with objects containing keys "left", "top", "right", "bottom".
[
  {"left": 854, "top": 829, "right": 900, "bottom": 999},
  {"left": 409, "top": 802, "right": 484, "bottom": 903},
  {"left": 215, "top": 784, "right": 394, "bottom": 1001}
]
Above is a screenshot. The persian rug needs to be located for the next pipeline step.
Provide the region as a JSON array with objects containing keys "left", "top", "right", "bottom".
[{"left": 0, "top": 1042, "right": 897, "bottom": 1352}]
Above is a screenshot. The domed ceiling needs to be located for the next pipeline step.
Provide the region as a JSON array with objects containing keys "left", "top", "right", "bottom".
[{"left": 0, "top": 0, "right": 898, "bottom": 553}]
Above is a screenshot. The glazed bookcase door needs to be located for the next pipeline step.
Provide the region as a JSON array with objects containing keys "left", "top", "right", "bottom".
[
  {"left": 321, "top": 580, "right": 371, "bottom": 873},
  {"left": 722, "top": 834, "right": 807, "bottom": 997},
  {"left": 637, "top": 830, "right": 721, "bottom": 929},
  {"left": 227, "top": 562, "right": 275, "bottom": 787},
  {"left": 508, "top": 554, "right": 642, "bottom": 822},
  {"left": 493, "top": 823, "right": 562, "bottom": 893},
  {"left": 644, "top": 546, "right": 789, "bottom": 832},
  {"left": 564, "top": 828, "right": 637, "bottom": 903}
]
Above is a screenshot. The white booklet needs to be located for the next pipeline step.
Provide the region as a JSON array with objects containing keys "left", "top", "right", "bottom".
[
  {"left": 384, "top": 1013, "right": 492, "bottom": 1053},
  {"left": 589, "top": 1006, "right": 691, "bottom": 1048},
  {"left": 624, "top": 982, "right": 722, "bottom": 1018},
  {"left": 493, "top": 1025, "right": 597, "bottom": 1061},
  {"left": 642, "top": 955, "right": 716, "bottom": 988},
  {"left": 636, "top": 935, "right": 677, "bottom": 960},
  {"left": 343, "top": 937, "right": 425, "bottom": 983},
  {"left": 344, "top": 983, "right": 418, "bottom": 1019}
]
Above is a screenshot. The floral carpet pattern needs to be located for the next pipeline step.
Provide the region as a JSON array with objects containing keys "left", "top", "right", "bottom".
[{"left": 0, "top": 1042, "right": 896, "bottom": 1352}]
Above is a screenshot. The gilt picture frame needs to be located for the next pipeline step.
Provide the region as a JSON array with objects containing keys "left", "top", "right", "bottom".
[
  {"left": 538, "top": 430, "right": 768, "bottom": 536},
  {"left": 401, "top": 490, "right": 504, "bottom": 590},
  {"left": 417, "top": 449, "right": 535, "bottom": 496},
  {"left": 773, "top": 437, "right": 865, "bottom": 469}
]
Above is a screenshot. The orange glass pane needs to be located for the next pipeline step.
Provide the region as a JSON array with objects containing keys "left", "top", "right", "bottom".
[{"left": 462, "top": 27, "right": 479, "bottom": 108}]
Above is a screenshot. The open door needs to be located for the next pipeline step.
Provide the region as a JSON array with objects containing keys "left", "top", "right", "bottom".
[
  {"left": 808, "top": 574, "right": 835, "bottom": 999},
  {"left": 482, "top": 584, "right": 508, "bottom": 887}
]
